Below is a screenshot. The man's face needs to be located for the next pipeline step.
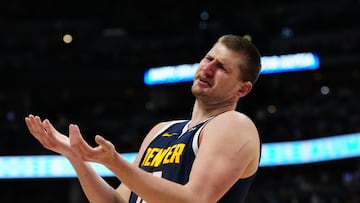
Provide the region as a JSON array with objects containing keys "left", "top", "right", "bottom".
[{"left": 191, "top": 42, "right": 246, "bottom": 105}]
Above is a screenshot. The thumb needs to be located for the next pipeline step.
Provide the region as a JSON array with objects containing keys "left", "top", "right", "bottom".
[
  {"left": 42, "top": 119, "right": 58, "bottom": 135},
  {"left": 69, "top": 124, "right": 89, "bottom": 148},
  {"left": 69, "top": 124, "right": 80, "bottom": 144}
]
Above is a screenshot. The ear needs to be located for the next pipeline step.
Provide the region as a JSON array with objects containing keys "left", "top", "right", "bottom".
[{"left": 236, "top": 81, "right": 253, "bottom": 97}]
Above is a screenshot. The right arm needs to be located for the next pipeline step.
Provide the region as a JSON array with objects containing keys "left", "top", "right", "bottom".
[{"left": 24, "top": 114, "right": 129, "bottom": 203}]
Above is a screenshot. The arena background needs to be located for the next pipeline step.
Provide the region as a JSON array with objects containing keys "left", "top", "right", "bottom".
[{"left": 0, "top": 0, "right": 359, "bottom": 202}]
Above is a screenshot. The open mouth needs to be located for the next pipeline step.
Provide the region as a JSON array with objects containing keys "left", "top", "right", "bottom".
[{"left": 199, "top": 77, "right": 211, "bottom": 86}]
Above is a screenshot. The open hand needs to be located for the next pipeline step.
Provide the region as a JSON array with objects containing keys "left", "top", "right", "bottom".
[
  {"left": 69, "top": 124, "right": 118, "bottom": 166},
  {"left": 25, "top": 114, "right": 72, "bottom": 157}
]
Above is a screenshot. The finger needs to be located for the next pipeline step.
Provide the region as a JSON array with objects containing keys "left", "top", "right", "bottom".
[
  {"left": 24, "top": 117, "right": 37, "bottom": 138},
  {"left": 42, "top": 119, "right": 61, "bottom": 138},
  {"left": 25, "top": 115, "right": 47, "bottom": 139},
  {"left": 24, "top": 116, "right": 33, "bottom": 130},
  {"left": 69, "top": 124, "right": 94, "bottom": 159},
  {"left": 25, "top": 114, "right": 38, "bottom": 132},
  {"left": 95, "top": 135, "right": 114, "bottom": 152},
  {"left": 69, "top": 124, "right": 87, "bottom": 146}
]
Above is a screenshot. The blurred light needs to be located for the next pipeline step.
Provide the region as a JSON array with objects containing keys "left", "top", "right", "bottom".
[
  {"left": 0, "top": 153, "right": 137, "bottom": 179},
  {"left": 144, "top": 63, "right": 198, "bottom": 85},
  {"left": 6, "top": 111, "right": 16, "bottom": 122},
  {"left": 1, "top": 132, "right": 360, "bottom": 178},
  {"left": 243, "top": 34, "right": 252, "bottom": 42},
  {"left": 63, "top": 34, "right": 73, "bottom": 44},
  {"left": 267, "top": 105, "right": 277, "bottom": 114},
  {"left": 200, "top": 11, "right": 209, "bottom": 21},
  {"left": 144, "top": 52, "right": 320, "bottom": 85},
  {"left": 343, "top": 172, "right": 353, "bottom": 183},
  {"left": 320, "top": 86, "right": 330, "bottom": 95},
  {"left": 260, "top": 52, "right": 320, "bottom": 74},
  {"left": 281, "top": 27, "right": 294, "bottom": 38},
  {"left": 260, "top": 132, "right": 360, "bottom": 167}
]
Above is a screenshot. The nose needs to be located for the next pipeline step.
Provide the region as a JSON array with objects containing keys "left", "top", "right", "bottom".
[{"left": 202, "top": 60, "right": 217, "bottom": 76}]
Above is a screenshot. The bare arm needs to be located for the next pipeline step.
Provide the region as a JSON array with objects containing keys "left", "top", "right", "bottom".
[
  {"left": 185, "top": 111, "right": 260, "bottom": 201},
  {"left": 69, "top": 111, "right": 260, "bottom": 203},
  {"left": 24, "top": 115, "right": 128, "bottom": 203}
]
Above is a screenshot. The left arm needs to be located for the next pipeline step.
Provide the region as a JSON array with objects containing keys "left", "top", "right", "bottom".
[{"left": 186, "top": 111, "right": 260, "bottom": 202}]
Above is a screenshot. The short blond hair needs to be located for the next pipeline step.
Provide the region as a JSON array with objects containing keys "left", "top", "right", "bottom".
[{"left": 218, "top": 34, "right": 262, "bottom": 84}]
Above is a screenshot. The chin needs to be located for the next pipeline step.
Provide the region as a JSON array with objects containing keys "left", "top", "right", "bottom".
[{"left": 190, "top": 87, "right": 197, "bottom": 96}]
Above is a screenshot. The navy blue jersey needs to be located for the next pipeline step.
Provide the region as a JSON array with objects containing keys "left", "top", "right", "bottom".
[{"left": 129, "top": 119, "right": 257, "bottom": 203}]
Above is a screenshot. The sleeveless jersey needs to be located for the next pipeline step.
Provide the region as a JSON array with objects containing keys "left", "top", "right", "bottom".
[{"left": 129, "top": 119, "right": 257, "bottom": 203}]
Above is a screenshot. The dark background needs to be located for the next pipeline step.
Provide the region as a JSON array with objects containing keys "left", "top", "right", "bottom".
[{"left": 0, "top": 0, "right": 359, "bottom": 202}]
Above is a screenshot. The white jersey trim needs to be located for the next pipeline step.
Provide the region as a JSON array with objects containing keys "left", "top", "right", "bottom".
[
  {"left": 192, "top": 125, "right": 204, "bottom": 155},
  {"left": 192, "top": 117, "right": 214, "bottom": 155}
]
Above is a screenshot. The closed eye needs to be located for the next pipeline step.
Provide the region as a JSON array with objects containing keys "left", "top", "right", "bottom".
[
  {"left": 203, "top": 55, "right": 228, "bottom": 72},
  {"left": 205, "top": 55, "right": 214, "bottom": 61},
  {"left": 216, "top": 63, "right": 228, "bottom": 72}
]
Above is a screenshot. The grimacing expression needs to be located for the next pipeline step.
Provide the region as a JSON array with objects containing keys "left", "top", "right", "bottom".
[{"left": 191, "top": 42, "right": 250, "bottom": 104}]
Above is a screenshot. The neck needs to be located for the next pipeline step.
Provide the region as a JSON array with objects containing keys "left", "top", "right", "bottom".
[{"left": 189, "top": 100, "right": 237, "bottom": 128}]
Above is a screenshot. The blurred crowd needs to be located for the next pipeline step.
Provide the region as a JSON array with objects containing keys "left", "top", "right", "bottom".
[{"left": 0, "top": 63, "right": 359, "bottom": 202}]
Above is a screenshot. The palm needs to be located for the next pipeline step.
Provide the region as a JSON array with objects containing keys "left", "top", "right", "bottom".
[
  {"left": 69, "top": 125, "right": 117, "bottom": 166},
  {"left": 25, "top": 115, "right": 72, "bottom": 156}
]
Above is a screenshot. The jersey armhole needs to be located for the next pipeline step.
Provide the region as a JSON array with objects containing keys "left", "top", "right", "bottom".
[
  {"left": 151, "top": 120, "right": 188, "bottom": 142},
  {"left": 192, "top": 130, "right": 201, "bottom": 155},
  {"left": 191, "top": 117, "right": 215, "bottom": 155}
]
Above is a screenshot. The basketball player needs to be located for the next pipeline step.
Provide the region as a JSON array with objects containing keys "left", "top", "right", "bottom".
[{"left": 25, "top": 34, "right": 262, "bottom": 203}]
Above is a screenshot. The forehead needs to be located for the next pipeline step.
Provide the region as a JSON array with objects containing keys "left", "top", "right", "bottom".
[{"left": 207, "top": 42, "right": 244, "bottom": 69}]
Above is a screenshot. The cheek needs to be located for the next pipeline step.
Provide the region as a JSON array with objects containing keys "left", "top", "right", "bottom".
[
  {"left": 194, "top": 66, "right": 204, "bottom": 76},
  {"left": 221, "top": 79, "right": 240, "bottom": 93}
]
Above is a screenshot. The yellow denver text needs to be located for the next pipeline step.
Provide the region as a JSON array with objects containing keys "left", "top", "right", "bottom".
[{"left": 141, "top": 143, "right": 186, "bottom": 167}]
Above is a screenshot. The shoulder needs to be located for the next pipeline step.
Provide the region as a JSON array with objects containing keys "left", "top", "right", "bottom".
[
  {"left": 150, "top": 120, "right": 188, "bottom": 134},
  {"left": 208, "top": 110, "right": 258, "bottom": 134},
  {"left": 198, "top": 111, "right": 261, "bottom": 178},
  {"left": 133, "top": 120, "right": 182, "bottom": 165},
  {"left": 201, "top": 110, "right": 260, "bottom": 156},
  {"left": 144, "top": 120, "right": 182, "bottom": 141},
  {"left": 138, "top": 119, "right": 186, "bottom": 150}
]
